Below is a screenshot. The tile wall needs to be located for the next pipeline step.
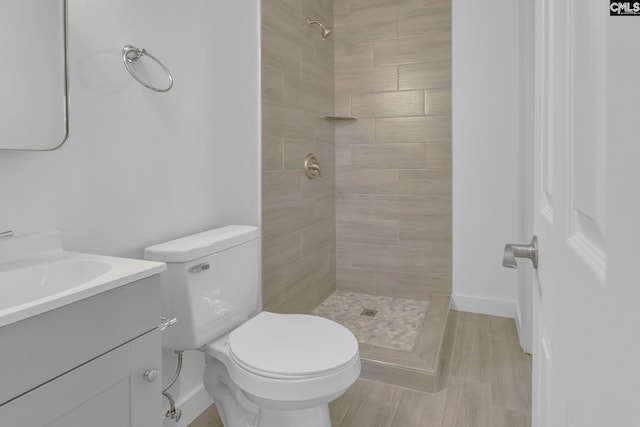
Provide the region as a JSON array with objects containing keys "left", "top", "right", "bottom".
[
  {"left": 261, "top": 0, "right": 336, "bottom": 313},
  {"left": 334, "top": 0, "right": 452, "bottom": 299}
]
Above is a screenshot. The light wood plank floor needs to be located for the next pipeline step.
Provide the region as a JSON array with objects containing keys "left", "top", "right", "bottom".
[{"left": 189, "top": 310, "right": 532, "bottom": 427}]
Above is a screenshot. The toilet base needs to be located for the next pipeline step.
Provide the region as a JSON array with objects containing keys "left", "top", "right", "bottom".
[{"left": 259, "top": 406, "right": 330, "bottom": 427}]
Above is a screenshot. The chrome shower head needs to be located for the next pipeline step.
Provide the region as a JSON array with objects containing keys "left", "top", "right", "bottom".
[{"left": 306, "top": 18, "right": 333, "bottom": 40}]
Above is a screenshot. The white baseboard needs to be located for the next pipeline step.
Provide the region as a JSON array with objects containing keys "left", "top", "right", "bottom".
[
  {"left": 163, "top": 385, "right": 213, "bottom": 427},
  {"left": 451, "top": 293, "right": 516, "bottom": 318}
]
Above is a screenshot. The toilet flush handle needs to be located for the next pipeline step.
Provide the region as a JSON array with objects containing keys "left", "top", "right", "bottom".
[{"left": 189, "top": 262, "right": 210, "bottom": 273}]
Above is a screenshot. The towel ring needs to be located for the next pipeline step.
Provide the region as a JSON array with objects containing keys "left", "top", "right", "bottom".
[{"left": 122, "top": 45, "right": 173, "bottom": 93}]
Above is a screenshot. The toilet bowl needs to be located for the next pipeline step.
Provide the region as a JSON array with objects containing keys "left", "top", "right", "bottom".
[{"left": 144, "top": 226, "right": 360, "bottom": 427}]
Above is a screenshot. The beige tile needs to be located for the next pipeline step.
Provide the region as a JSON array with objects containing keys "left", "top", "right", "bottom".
[
  {"left": 262, "top": 199, "right": 316, "bottom": 240},
  {"left": 360, "top": 361, "right": 436, "bottom": 393},
  {"left": 262, "top": 269, "right": 285, "bottom": 311},
  {"left": 337, "top": 218, "right": 399, "bottom": 245},
  {"left": 374, "top": 33, "right": 450, "bottom": 66},
  {"left": 351, "top": 91, "right": 425, "bottom": 118},
  {"left": 348, "top": 0, "right": 416, "bottom": 17},
  {"left": 398, "top": 219, "right": 451, "bottom": 248},
  {"left": 316, "top": 269, "right": 337, "bottom": 304},
  {"left": 262, "top": 64, "right": 284, "bottom": 103},
  {"left": 450, "top": 321, "right": 492, "bottom": 382},
  {"left": 350, "top": 244, "right": 427, "bottom": 275},
  {"left": 314, "top": 194, "right": 336, "bottom": 222},
  {"left": 335, "top": 14, "right": 397, "bottom": 45},
  {"left": 441, "top": 377, "right": 492, "bottom": 427},
  {"left": 375, "top": 270, "right": 451, "bottom": 299},
  {"left": 492, "top": 408, "right": 531, "bottom": 427},
  {"left": 422, "top": 294, "right": 451, "bottom": 335},
  {"left": 397, "top": 4, "right": 451, "bottom": 37},
  {"left": 284, "top": 73, "right": 331, "bottom": 112},
  {"left": 491, "top": 340, "right": 532, "bottom": 413},
  {"left": 399, "top": 60, "right": 451, "bottom": 90},
  {"left": 262, "top": 101, "right": 315, "bottom": 140},
  {"left": 334, "top": 41, "right": 375, "bottom": 71},
  {"left": 336, "top": 193, "right": 376, "bottom": 221},
  {"left": 301, "top": 0, "right": 333, "bottom": 26},
  {"left": 261, "top": 27, "right": 301, "bottom": 74},
  {"left": 301, "top": 165, "right": 335, "bottom": 199},
  {"left": 489, "top": 316, "right": 520, "bottom": 342},
  {"left": 398, "top": 169, "right": 451, "bottom": 197},
  {"left": 336, "top": 169, "right": 399, "bottom": 194},
  {"left": 376, "top": 115, "right": 451, "bottom": 143},
  {"left": 390, "top": 388, "right": 445, "bottom": 427},
  {"left": 457, "top": 311, "right": 491, "bottom": 325},
  {"left": 335, "top": 66, "right": 398, "bottom": 94},
  {"left": 366, "top": 331, "right": 441, "bottom": 372},
  {"left": 262, "top": 170, "right": 302, "bottom": 207},
  {"left": 374, "top": 194, "right": 451, "bottom": 221},
  {"left": 425, "top": 88, "right": 451, "bottom": 115},
  {"left": 339, "top": 396, "right": 398, "bottom": 427},
  {"left": 262, "top": 232, "right": 302, "bottom": 277},
  {"left": 335, "top": 145, "right": 352, "bottom": 168},
  {"left": 351, "top": 143, "right": 426, "bottom": 169},
  {"left": 425, "top": 142, "right": 451, "bottom": 169},
  {"left": 187, "top": 403, "right": 222, "bottom": 427},
  {"left": 335, "top": 94, "right": 352, "bottom": 118},
  {"left": 282, "top": 138, "right": 318, "bottom": 170},
  {"left": 284, "top": 246, "right": 329, "bottom": 295},
  {"left": 336, "top": 267, "right": 376, "bottom": 294},
  {"left": 335, "top": 118, "right": 375, "bottom": 144},
  {"left": 301, "top": 219, "right": 335, "bottom": 253},
  {"left": 262, "top": 136, "right": 283, "bottom": 171}
]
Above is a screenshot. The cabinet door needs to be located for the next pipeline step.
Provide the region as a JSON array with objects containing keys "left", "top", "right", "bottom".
[{"left": 0, "top": 329, "right": 161, "bottom": 427}]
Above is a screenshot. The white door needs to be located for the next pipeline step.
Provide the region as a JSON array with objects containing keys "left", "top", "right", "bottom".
[{"left": 533, "top": 1, "right": 640, "bottom": 426}]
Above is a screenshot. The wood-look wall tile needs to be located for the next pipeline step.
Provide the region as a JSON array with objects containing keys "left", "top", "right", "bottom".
[
  {"left": 398, "top": 169, "right": 451, "bottom": 197},
  {"left": 334, "top": 42, "right": 375, "bottom": 72},
  {"left": 398, "top": 60, "right": 451, "bottom": 90},
  {"left": 376, "top": 115, "right": 451, "bottom": 143},
  {"left": 261, "top": 28, "right": 302, "bottom": 74},
  {"left": 375, "top": 270, "right": 450, "bottom": 299},
  {"left": 425, "top": 142, "right": 451, "bottom": 169},
  {"left": 262, "top": 199, "right": 316, "bottom": 240},
  {"left": 336, "top": 193, "right": 376, "bottom": 222},
  {"left": 284, "top": 246, "right": 329, "bottom": 295},
  {"left": 262, "top": 170, "right": 302, "bottom": 207},
  {"left": 351, "top": 143, "right": 426, "bottom": 169},
  {"left": 374, "top": 195, "right": 451, "bottom": 221},
  {"left": 262, "top": 232, "right": 302, "bottom": 278},
  {"left": 335, "top": 119, "right": 375, "bottom": 144},
  {"left": 425, "top": 87, "right": 451, "bottom": 115},
  {"left": 374, "top": 33, "right": 450, "bottom": 66},
  {"left": 335, "top": 145, "right": 352, "bottom": 168},
  {"left": 492, "top": 408, "right": 532, "bottom": 427},
  {"left": 335, "top": 14, "right": 397, "bottom": 45},
  {"left": 351, "top": 244, "right": 427, "bottom": 275},
  {"left": 336, "top": 169, "right": 399, "bottom": 194},
  {"left": 262, "top": 269, "right": 285, "bottom": 311},
  {"left": 335, "top": 94, "right": 352, "bottom": 118},
  {"left": 397, "top": 219, "right": 451, "bottom": 247},
  {"left": 351, "top": 91, "right": 425, "bottom": 118},
  {"left": 337, "top": 218, "right": 399, "bottom": 245},
  {"left": 301, "top": 219, "right": 335, "bottom": 253},
  {"left": 283, "top": 138, "right": 318, "bottom": 170},
  {"left": 335, "top": 66, "right": 398, "bottom": 94},
  {"left": 397, "top": 3, "right": 451, "bottom": 37},
  {"left": 301, "top": 0, "right": 333, "bottom": 26},
  {"left": 262, "top": 136, "right": 283, "bottom": 171},
  {"left": 262, "top": 102, "right": 315, "bottom": 140},
  {"left": 262, "top": 64, "right": 284, "bottom": 103},
  {"left": 336, "top": 267, "right": 376, "bottom": 294}
]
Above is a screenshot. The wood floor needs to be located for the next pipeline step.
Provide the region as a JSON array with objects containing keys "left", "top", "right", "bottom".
[{"left": 189, "top": 310, "right": 532, "bottom": 427}]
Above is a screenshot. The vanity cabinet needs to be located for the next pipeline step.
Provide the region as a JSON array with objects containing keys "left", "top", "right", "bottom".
[{"left": 0, "top": 276, "right": 163, "bottom": 427}]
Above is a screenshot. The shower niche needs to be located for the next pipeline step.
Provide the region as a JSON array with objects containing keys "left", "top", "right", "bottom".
[{"left": 0, "top": 0, "right": 68, "bottom": 150}]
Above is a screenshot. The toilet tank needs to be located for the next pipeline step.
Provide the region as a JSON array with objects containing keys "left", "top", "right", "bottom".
[{"left": 144, "top": 225, "right": 261, "bottom": 351}]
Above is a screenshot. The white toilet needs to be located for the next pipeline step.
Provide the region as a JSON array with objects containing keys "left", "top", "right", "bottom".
[{"left": 144, "top": 225, "right": 360, "bottom": 427}]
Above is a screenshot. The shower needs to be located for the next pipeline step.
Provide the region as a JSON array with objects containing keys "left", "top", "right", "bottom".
[{"left": 306, "top": 18, "right": 332, "bottom": 39}]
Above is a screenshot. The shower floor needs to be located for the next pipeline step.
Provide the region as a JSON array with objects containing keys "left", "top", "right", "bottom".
[
  {"left": 312, "top": 291, "right": 428, "bottom": 351},
  {"left": 312, "top": 291, "right": 452, "bottom": 393}
]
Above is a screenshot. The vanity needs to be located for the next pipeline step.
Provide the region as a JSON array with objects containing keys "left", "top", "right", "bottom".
[{"left": 0, "top": 232, "right": 166, "bottom": 426}]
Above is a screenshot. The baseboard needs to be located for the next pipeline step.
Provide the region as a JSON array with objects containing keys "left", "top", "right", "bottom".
[
  {"left": 451, "top": 293, "right": 516, "bottom": 318},
  {"left": 162, "top": 385, "right": 213, "bottom": 427}
]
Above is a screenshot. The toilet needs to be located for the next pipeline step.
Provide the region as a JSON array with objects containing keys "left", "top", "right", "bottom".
[{"left": 144, "top": 225, "right": 360, "bottom": 427}]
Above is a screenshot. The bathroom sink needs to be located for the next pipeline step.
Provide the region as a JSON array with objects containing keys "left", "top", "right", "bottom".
[{"left": 0, "top": 231, "right": 166, "bottom": 328}]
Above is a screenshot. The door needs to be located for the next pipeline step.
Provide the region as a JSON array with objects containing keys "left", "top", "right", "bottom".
[{"left": 533, "top": 1, "right": 640, "bottom": 426}]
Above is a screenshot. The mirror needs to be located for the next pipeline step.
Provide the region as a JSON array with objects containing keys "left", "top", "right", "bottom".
[{"left": 0, "top": 0, "right": 68, "bottom": 150}]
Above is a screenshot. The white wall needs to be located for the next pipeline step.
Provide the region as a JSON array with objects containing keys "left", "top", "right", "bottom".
[
  {"left": 452, "top": 0, "right": 522, "bottom": 317},
  {"left": 0, "top": 0, "right": 260, "bottom": 425}
]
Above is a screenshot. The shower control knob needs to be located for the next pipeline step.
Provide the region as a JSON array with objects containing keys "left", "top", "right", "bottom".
[{"left": 143, "top": 368, "right": 159, "bottom": 383}]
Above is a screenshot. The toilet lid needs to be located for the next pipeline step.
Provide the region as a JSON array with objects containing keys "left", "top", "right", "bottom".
[{"left": 228, "top": 312, "right": 358, "bottom": 379}]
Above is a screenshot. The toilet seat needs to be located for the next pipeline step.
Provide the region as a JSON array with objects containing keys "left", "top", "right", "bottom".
[{"left": 228, "top": 312, "right": 359, "bottom": 380}]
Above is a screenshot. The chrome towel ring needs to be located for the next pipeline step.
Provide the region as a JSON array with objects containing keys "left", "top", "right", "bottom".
[{"left": 122, "top": 45, "right": 173, "bottom": 93}]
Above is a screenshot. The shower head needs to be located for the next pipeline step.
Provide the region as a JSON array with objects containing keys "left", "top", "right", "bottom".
[{"left": 306, "top": 18, "right": 333, "bottom": 39}]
